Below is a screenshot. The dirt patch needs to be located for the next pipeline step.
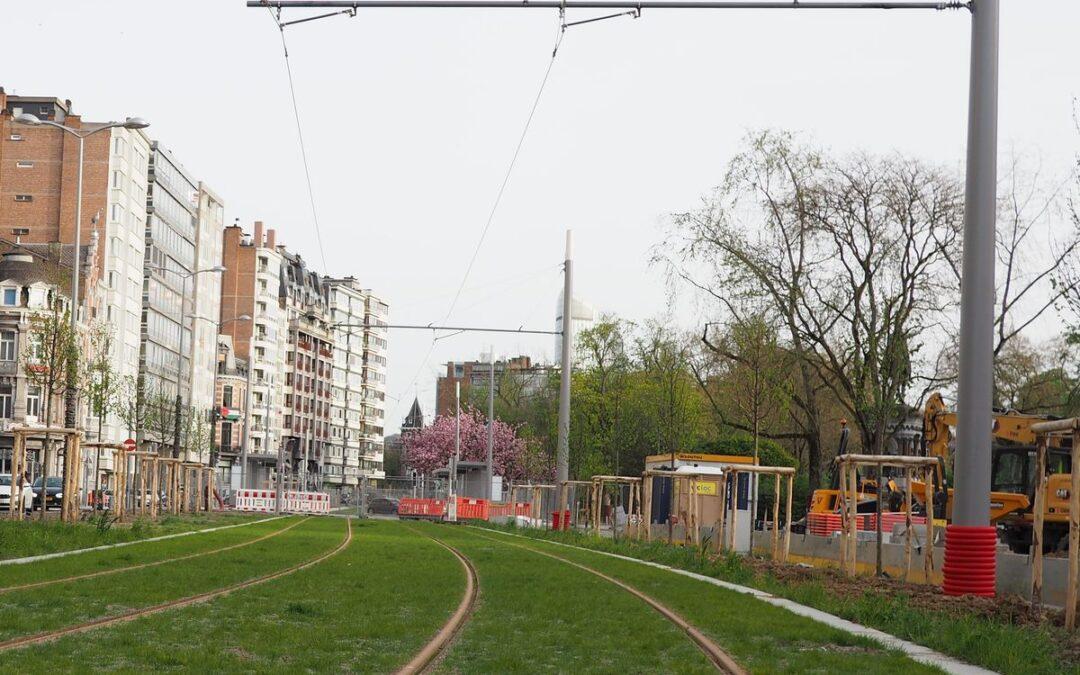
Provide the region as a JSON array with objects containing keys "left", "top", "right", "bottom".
[{"left": 225, "top": 646, "right": 255, "bottom": 661}]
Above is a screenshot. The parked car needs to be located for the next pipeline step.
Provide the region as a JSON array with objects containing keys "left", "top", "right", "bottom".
[
  {"left": 0, "top": 474, "right": 37, "bottom": 514},
  {"left": 368, "top": 497, "right": 400, "bottom": 515},
  {"left": 31, "top": 476, "right": 63, "bottom": 511}
]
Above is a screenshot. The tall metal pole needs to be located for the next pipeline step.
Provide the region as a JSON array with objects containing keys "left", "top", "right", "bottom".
[
  {"left": 486, "top": 347, "right": 495, "bottom": 500},
  {"left": 454, "top": 381, "right": 461, "bottom": 488},
  {"left": 557, "top": 230, "right": 573, "bottom": 514},
  {"left": 275, "top": 374, "right": 285, "bottom": 514},
  {"left": 173, "top": 274, "right": 188, "bottom": 459},
  {"left": 240, "top": 350, "right": 253, "bottom": 490},
  {"left": 947, "top": 0, "right": 999, "bottom": 597},
  {"left": 63, "top": 134, "right": 85, "bottom": 432}
]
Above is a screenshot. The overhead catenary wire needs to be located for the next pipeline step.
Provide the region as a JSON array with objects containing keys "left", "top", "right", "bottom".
[
  {"left": 441, "top": 9, "right": 568, "bottom": 323},
  {"left": 267, "top": 6, "right": 332, "bottom": 271}
]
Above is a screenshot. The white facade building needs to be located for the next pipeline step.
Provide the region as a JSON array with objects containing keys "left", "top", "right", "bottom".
[
  {"left": 188, "top": 183, "right": 225, "bottom": 464},
  {"left": 248, "top": 234, "right": 286, "bottom": 471},
  {"left": 94, "top": 127, "right": 151, "bottom": 444}
]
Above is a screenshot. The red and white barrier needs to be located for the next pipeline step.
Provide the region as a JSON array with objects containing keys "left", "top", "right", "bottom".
[
  {"left": 807, "top": 511, "right": 926, "bottom": 537},
  {"left": 235, "top": 489, "right": 330, "bottom": 514}
]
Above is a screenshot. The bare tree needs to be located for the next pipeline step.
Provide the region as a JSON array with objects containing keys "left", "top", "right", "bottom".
[{"left": 665, "top": 131, "right": 963, "bottom": 480}]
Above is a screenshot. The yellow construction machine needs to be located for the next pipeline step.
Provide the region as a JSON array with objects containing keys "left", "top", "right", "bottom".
[
  {"left": 808, "top": 394, "right": 1073, "bottom": 552},
  {"left": 916, "top": 392, "right": 1072, "bottom": 553}
]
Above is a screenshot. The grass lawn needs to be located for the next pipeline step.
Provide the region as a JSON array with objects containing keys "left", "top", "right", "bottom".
[
  {"left": 0, "top": 519, "right": 463, "bottom": 672},
  {"left": 484, "top": 523, "right": 1074, "bottom": 675},
  {"left": 414, "top": 521, "right": 716, "bottom": 674},
  {"left": 0, "top": 511, "right": 265, "bottom": 561},
  {"left": 0, "top": 516, "right": 302, "bottom": 590},
  {"left": 0, "top": 516, "right": 345, "bottom": 642},
  {"left": 458, "top": 525, "right": 933, "bottom": 674}
]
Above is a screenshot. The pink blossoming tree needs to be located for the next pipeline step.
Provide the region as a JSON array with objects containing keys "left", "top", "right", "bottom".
[{"left": 403, "top": 407, "right": 552, "bottom": 481}]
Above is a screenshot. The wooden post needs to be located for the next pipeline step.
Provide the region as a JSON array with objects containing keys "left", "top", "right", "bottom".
[
  {"left": 904, "top": 467, "right": 913, "bottom": 583},
  {"left": 923, "top": 465, "right": 935, "bottom": 584},
  {"left": 784, "top": 474, "right": 793, "bottom": 563},
  {"left": 9, "top": 431, "right": 25, "bottom": 520},
  {"left": 1068, "top": 429, "right": 1080, "bottom": 631},
  {"left": 728, "top": 473, "right": 739, "bottom": 552},
  {"left": 716, "top": 470, "right": 728, "bottom": 554},
  {"left": 137, "top": 456, "right": 146, "bottom": 517},
  {"left": 838, "top": 460, "right": 849, "bottom": 570},
  {"left": 689, "top": 477, "right": 699, "bottom": 547},
  {"left": 847, "top": 463, "right": 858, "bottom": 576},
  {"left": 772, "top": 473, "right": 781, "bottom": 560},
  {"left": 642, "top": 473, "right": 652, "bottom": 542},
  {"left": 1032, "top": 435, "right": 1047, "bottom": 609},
  {"left": 150, "top": 457, "right": 160, "bottom": 518}
]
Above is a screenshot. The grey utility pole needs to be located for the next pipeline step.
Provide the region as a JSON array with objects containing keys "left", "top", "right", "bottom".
[
  {"left": 948, "top": 0, "right": 999, "bottom": 593},
  {"left": 486, "top": 347, "right": 495, "bottom": 500},
  {"left": 557, "top": 230, "right": 573, "bottom": 517}
]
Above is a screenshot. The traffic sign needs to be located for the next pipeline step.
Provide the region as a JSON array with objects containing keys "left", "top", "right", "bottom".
[{"left": 123, "top": 438, "right": 137, "bottom": 452}]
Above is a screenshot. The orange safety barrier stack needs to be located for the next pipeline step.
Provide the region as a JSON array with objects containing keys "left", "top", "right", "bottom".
[
  {"left": 455, "top": 497, "right": 489, "bottom": 520},
  {"left": 488, "top": 502, "right": 533, "bottom": 519},
  {"left": 399, "top": 498, "right": 447, "bottom": 520},
  {"left": 807, "top": 512, "right": 926, "bottom": 537}
]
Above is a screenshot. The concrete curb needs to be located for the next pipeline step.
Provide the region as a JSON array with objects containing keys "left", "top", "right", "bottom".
[
  {"left": 477, "top": 526, "right": 996, "bottom": 675},
  {"left": 0, "top": 515, "right": 287, "bottom": 566}
]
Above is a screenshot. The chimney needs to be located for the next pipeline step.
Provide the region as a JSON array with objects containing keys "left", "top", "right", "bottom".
[
  {"left": 253, "top": 221, "right": 264, "bottom": 247},
  {"left": 266, "top": 229, "right": 276, "bottom": 249}
]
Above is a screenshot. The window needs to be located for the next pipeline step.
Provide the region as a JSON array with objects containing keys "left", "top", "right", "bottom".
[
  {"left": 0, "top": 331, "right": 14, "bottom": 361},
  {"left": 222, "top": 385, "right": 233, "bottom": 408},
  {"left": 26, "top": 386, "right": 41, "bottom": 418},
  {"left": 11, "top": 228, "right": 29, "bottom": 237},
  {"left": 111, "top": 204, "right": 122, "bottom": 222},
  {"left": 39, "top": 106, "right": 49, "bottom": 116},
  {"left": 0, "top": 383, "right": 11, "bottom": 419},
  {"left": 2, "top": 289, "right": 16, "bottom": 306},
  {"left": 220, "top": 422, "right": 233, "bottom": 449},
  {"left": 112, "top": 170, "right": 121, "bottom": 188},
  {"left": 9, "top": 134, "right": 22, "bottom": 141},
  {"left": 15, "top": 161, "right": 33, "bottom": 168},
  {"left": 14, "top": 195, "right": 32, "bottom": 202}
]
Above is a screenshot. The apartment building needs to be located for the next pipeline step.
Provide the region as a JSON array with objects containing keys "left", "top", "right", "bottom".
[
  {"left": 0, "top": 90, "right": 149, "bottom": 446},
  {"left": 220, "top": 222, "right": 285, "bottom": 489},
  {"left": 140, "top": 143, "right": 199, "bottom": 455},
  {"left": 434, "top": 355, "right": 543, "bottom": 417},
  {"left": 189, "top": 184, "right": 225, "bottom": 452},
  {"left": 212, "top": 334, "right": 247, "bottom": 490},
  {"left": 359, "top": 291, "right": 388, "bottom": 482},
  {"left": 324, "top": 277, "right": 388, "bottom": 486},
  {"left": 280, "top": 250, "right": 333, "bottom": 491},
  {"left": 0, "top": 245, "right": 85, "bottom": 473}
]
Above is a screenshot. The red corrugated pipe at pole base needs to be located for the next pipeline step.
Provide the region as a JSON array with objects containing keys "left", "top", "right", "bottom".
[{"left": 942, "top": 525, "right": 997, "bottom": 597}]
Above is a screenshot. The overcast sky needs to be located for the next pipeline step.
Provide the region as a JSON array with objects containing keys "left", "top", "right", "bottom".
[{"left": 6, "top": 2, "right": 1078, "bottom": 431}]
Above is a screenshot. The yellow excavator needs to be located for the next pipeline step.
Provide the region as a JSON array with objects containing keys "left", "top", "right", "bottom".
[
  {"left": 916, "top": 393, "right": 1073, "bottom": 553},
  {"left": 808, "top": 394, "right": 1073, "bottom": 553}
]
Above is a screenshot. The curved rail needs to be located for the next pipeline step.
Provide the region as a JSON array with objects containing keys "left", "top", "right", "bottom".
[
  {"left": 0, "top": 517, "right": 310, "bottom": 595},
  {"left": 467, "top": 530, "right": 745, "bottom": 674},
  {"left": 396, "top": 527, "right": 479, "bottom": 674},
  {"left": 0, "top": 517, "right": 352, "bottom": 652}
]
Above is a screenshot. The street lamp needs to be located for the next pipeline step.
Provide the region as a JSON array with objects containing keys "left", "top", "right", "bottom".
[
  {"left": 144, "top": 264, "right": 225, "bottom": 459},
  {"left": 14, "top": 113, "right": 150, "bottom": 429}
]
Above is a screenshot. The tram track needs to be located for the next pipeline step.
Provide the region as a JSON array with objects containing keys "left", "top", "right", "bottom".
[
  {"left": 465, "top": 528, "right": 745, "bottom": 675},
  {"left": 396, "top": 526, "right": 479, "bottom": 675},
  {"left": 0, "top": 517, "right": 352, "bottom": 653},
  {"left": 0, "top": 517, "right": 310, "bottom": 595}
]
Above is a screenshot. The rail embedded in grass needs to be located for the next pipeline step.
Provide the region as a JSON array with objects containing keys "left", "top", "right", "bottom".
[
  {"left": 481, "top": 523, "right": 1070, "bottom": 675},
  {"left": 0, "top": 517, "right": 351, "bottom": 652},
  {"left": 396, "top": 527, "right": 478, "bottom": 674},
  {"left": 0, "top": 520, "right": 467, "bottom": 671},
  {"left": 467, "top": 528, "right": 745, "bottom": 674},
  {"left": 417, "top": 522, "right": 723, "bottom": 673},
  {"left": 0, "top": 517, "right": 309, "bottom": 594},
  {"left": 0, "top": 517, "right": 346, "bottom": 644},
  {"left": 0, "top": 513, "right": 281, "bottom": 564}
]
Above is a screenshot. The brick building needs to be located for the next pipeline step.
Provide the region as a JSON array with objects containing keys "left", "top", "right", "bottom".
[
  {"left": 219, "top": 222, "right": 286, "bottom": 489},
  {"left": 434, "top": 355, "right": 543, "bottom": 417},
  {"left": 0, "top": 89, "right": 150, "bottom": 445}
]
